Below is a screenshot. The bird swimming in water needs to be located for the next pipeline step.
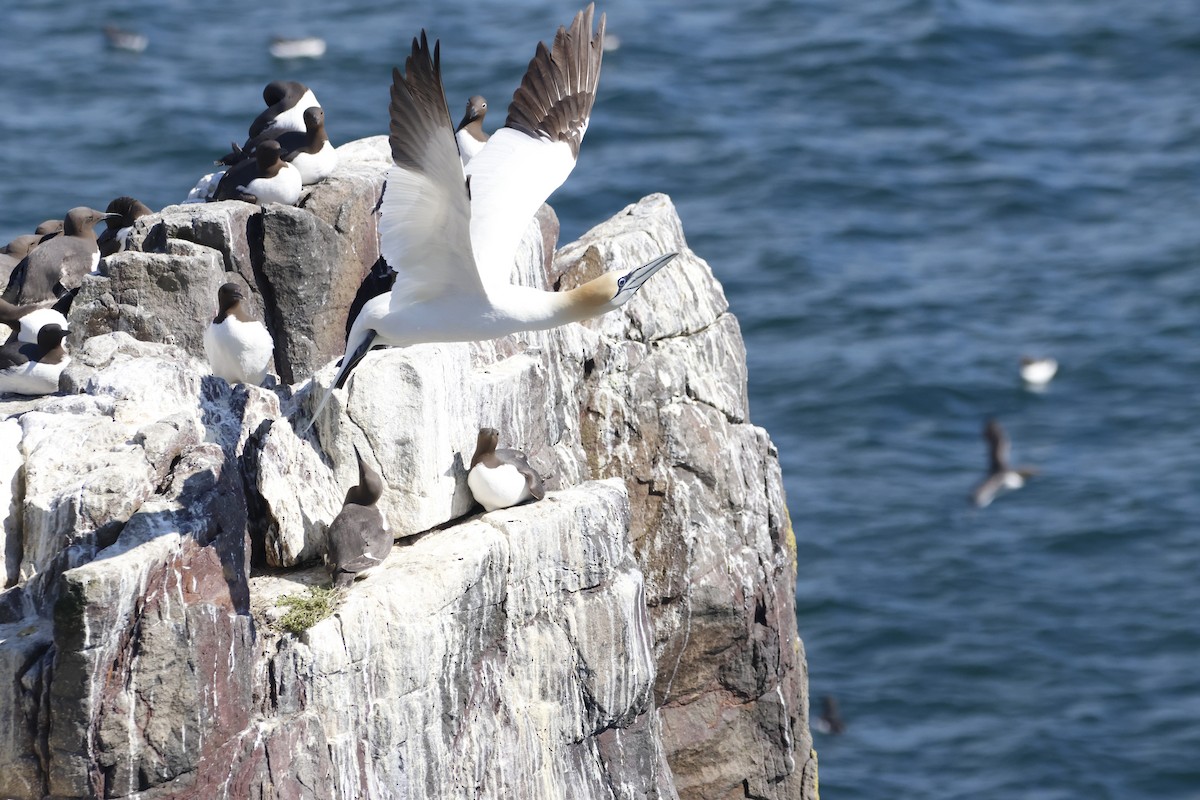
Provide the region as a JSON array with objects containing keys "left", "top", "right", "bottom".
[
  {"left": 269, "top": 36, "right": 327, "bottom": 60},
  {"left": 1020, "top": 356, "right": 1057, "bottom": 389},
  {"left": 213, "top": 140, "right": 302, "bottom": 205},
  {"left": 305, "top": 6, "right": 678, "bottom": 430},
  {"left": 467, "top": 427, "right": 546, "bottom": 512},
  {"left": 3, "top": 208, "right": 118, "bottom": 306},
  {"left": 103, "top": 25, "right": 148, "bottom": 53},
  {"left": 203, "top": 283, "right": 275, "bottom": 386},
  {"left": 454, "top": 95, "right": 488, "bottom": 166},
  {"left": 971, "top": 418, "right": 1038, "bottom": 508},
  {"left": 0, "top": 323, "right": 69, "bottom": 397},
  {"left": 324, "top": 448, "right": 390, "bottom": 587}
]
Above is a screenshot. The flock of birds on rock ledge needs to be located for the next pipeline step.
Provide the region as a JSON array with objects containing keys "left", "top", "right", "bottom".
[
  {"left": 3, "top": 5, "right": 1058, "bottom": 589},
  {"left": 2, "top": 6, "right": 676, "bottom": 588}
]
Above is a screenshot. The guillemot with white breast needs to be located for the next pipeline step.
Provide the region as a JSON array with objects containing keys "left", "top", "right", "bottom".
[
  {"left": 97, "top": 196, "right": 153, "bottom": 257},
  {"left": 971, "top": 418, "right": 1038, "bottom": 508},
  {"left": 218, "top": 81, "right": 322, "bottom": 166},
  {"left": 203, "top": 283, "right": 275, "bottom": 386},
  {"left": 213, "top": 140, "right": 302, "bottom": 205},
  {"left": 304, "top": 6, "right": 678, "bottom": 430},
  {"left": 455, "top": 95, "right": 488, "bottom": 165},
  {"left": 0, "top": 323, "right": 69, "bottom": 396},
  {"left": 467, "top": 428, "right": 546, "bottom": 512}
]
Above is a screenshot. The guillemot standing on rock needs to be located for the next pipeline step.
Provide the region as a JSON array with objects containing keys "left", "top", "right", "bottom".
[
  {"left": 304, "top": 6, "right": 678, "bottom": 430},
  {"left": 1, "top": 235, "right": 40, "bottom": 284},
  {"left": 213, "top": 140, "right": 302, "bottom": 205},
  {"left": 0, "top": 324, "right": 69, "bottom": 396},
  {"left": 467, "top": 428, "right": 546, "bottom": 512},
  {"left": 97, "top": 196, "right": 153, "bottom": 257},
  {"left": 34, "top": 219, "right": 63, "bottom": 238},
  {"left": 455, "top": 95, "right": 488, "bottom": 165},
  {"left": 971, "top": 418, "right": 1038, "bottom": 508},
  {"left": 325, "top": 448, "right": 389, "bottom": 587},
  {"left": 203, "top": 283, "right": 275, "bottom": 386},
  {"left": 3, "top": 208, "right": 117, "bottom": 305}
]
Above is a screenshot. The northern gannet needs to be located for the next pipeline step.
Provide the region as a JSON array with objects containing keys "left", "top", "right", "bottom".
[{"left": 305, "top": 5, "right": 678, "bottom": 429}]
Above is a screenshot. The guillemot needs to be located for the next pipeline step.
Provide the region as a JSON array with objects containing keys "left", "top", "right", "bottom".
[
  {"left": 1020, "top": 356, "right": 1058, "bottom": 389},
  {"left": 324, "top": 448, "right": 390, "bottom": 587},
  {"left": 217, "top": 81, "right": 322, "bottom": 166},
  {"left": 3, "top": 207, "right": 117, "bottom": 305},
  {"left": 971, "top": 418, "right": 1038, "bottom": 508},
  {"left": 213, "top": 140, "right": 302, "bottom": 205},
  {"left": 279, "top": 107, "right": 338, "bottom": 184},
  {"left": 202, "top": 283, "right": 275, "bottom": 386},
  {"left": 97, "top": 196, "right": 153, "bottom": 257},
  {"left": 467, "top": 428, "right": 546, "bottom": 512},
  {"left": 1, "top": 235, "right": 40, "bottom": 284},
  {"left": 454, "top": 95, "right": 488, "bottom": 165},
  {"left": 0, "top": 298, "right": 69, "bottom": 345},
  {"left": 270, "top": 37, "right": 327, "bottom": 60},
  {"left": 0, "top": 323, "right": 69, "bottom": 396},
  {"left": 305, "top": 6, "right": 678, "bottom": 429}
]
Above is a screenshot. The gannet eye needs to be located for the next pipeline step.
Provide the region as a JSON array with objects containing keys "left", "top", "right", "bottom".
[{"left": 618, "top": 277, "right": 627, "bottom": 288}]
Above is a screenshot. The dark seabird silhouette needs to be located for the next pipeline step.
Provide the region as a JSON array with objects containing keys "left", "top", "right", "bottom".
[
  {"left": 0, "top": 323, "right": 69, "bottom": 396},
  {"left": 3, "top": 208, "right": 117, "bottom": 305},
  {"left": 814, "top": 695, "right": 845, "bottom": 735},
  {"left": 971, "top": 418, "right": 1038, "bottom": 508},
  {"left": 325, "top": 449, "right": 390, "bottom": 587},
  {"left": 467, "top": 428, "right": 546, "bottom": 512},
  {"left": 216, "top": 81, "right": 321, "bottom": 166},
  {"left": 454, "top": 95, "right": 489, "bottom": 165},
  {"left": 97, "top": 196, "right": 153, "bottom": 257},
  {"left": 213, "top": 140, "right": 302, "bottom": 205}
]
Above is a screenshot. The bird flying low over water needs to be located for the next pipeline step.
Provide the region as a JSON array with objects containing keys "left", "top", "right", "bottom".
[
  {"left": 467, "top": 428, "right": 546, "bottom": 512},
  {"left": 304, "top": 5, "right": 679, "bottom": 430},
  {"left": 971, "top": 418, "right": 1038, "bottom": 508}
]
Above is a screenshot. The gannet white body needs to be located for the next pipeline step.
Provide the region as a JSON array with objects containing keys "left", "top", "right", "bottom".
[
  {"left": 305, "top": 6, "right": 678, "bottom": 429},
  {"left": 971, "top": 418, "right": 1038, "bottom": 508},
  {"left": 203, "top": 283, "right": 275, "bottom": 386}
]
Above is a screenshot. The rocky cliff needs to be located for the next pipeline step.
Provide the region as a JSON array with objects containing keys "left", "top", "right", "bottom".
[{"left": 0, "top": 137, "right": 816, "bottom": 799}]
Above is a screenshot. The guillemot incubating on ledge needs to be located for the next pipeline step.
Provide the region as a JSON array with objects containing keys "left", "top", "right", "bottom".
[
  {"left": 218, "top": 81, "right": 321, "bottom": 165},
  {"left": 304, "top": 6, "right": 678, "bottom": 430},
  {"left": 3, "top": 207, "right": 117, "bottom": 305},
  {"left": 467, "top": 428, "right": 546, "bottom": 512},
  {"left": 971, "top": 418, "right": 1038, "bottom": 508},
  {"left": 325, "top": 448, "right": 389, "bottom": 587},
  {"left": 97, "top": 196, "right": 153, "bottom": 257},
  {"left": 213, "top": 140, "right": 302, "bottom": 205},
  {"left": 454, "top": 95, "right": 488, "bottom": 165},
  {"left": 0, "top": 323, "right": 69, "bottom": 396},
  {"left": 0, "top": 298, "right": 68, "bottom": 345},
  {"left": 203, "top": 283, "right": 275, "bottom": 386},
  {"left": 279, "top": 107, "right": 338, "bottom": 184}
]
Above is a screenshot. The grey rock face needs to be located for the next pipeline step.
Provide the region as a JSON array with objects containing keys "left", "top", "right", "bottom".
[{"left": 0, "top": 148, "right": 811, "bottom": 799}]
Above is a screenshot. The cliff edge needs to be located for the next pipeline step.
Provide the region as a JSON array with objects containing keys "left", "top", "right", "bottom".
[{"left": 0, "top": 137, "right": 815, "bottom": 799}]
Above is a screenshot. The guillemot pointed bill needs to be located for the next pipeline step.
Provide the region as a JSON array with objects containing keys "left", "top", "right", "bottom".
[
  {"left": 467, "top": 428, "right": 546, "bottom": 512},
  {"left": 3, "top": 208, "right": 118, "bottom": 306},
  {"left": 203, "top": 283, "right": 275, "bottom": 386},
  {"left": 454, "top": 95, "right": 488, "bottom": 166},
  {"left": 325, "top": 448, "right": 390, "bottom": 587},
  {"left": 971, "top": 418, "right": 1038, "bottom": 509},
  {"left": 96, "top": 196, "right": 153, "bottom": 257},
  {"left": 303, "top": 6, "right": 678, "bottom": 431},
  {"left": 213, "top": 140, "right": 302, "bottom": 205},
  {"left": 0, "top": 323, "right": 69, "bottom": 396}
]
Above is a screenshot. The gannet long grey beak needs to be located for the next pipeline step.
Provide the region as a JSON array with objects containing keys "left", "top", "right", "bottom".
[{"left": 300, "top": 6, "right": 679, "bottom": 434}]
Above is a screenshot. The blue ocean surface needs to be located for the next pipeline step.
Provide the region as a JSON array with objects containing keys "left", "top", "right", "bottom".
[{"left": 2, "top": 0, "right": 1198, "bottom": 796}]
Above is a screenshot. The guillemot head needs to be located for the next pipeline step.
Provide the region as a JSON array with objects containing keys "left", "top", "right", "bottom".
[{"left": 456, "top": 95, "right": 487, "bottom": 132}]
